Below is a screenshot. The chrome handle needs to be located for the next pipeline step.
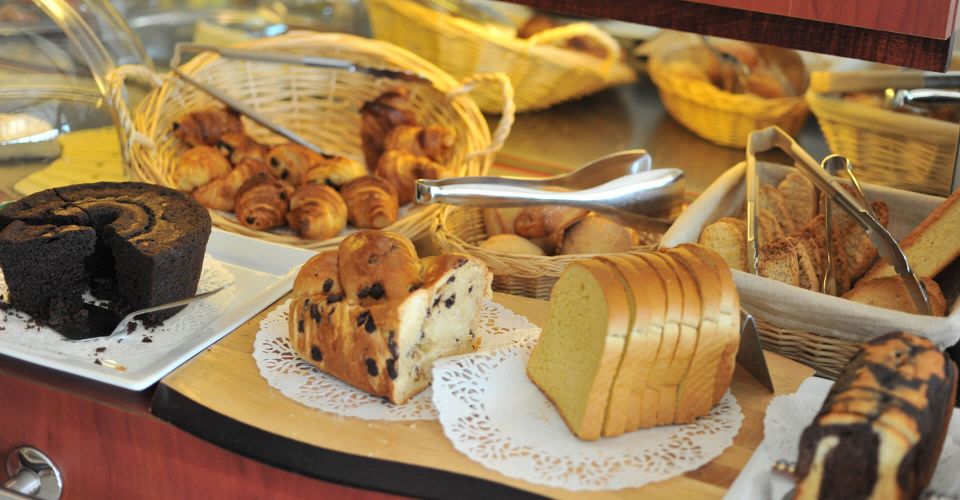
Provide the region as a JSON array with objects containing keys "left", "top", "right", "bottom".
[{"left": 1, "top": 448, "right": 62, "bottom": 500}]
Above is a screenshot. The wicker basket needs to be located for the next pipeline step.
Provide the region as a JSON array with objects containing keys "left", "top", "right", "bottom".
[
  {"left": 647, "top": 45, "right": 809, "bottom": 148},
  {"left": 366, "top": 0, "right": 636, "bottom": 113},
  {"left": 105, "top": 32, "right": 515, "bottom": 250},
  {"left": 806, "top": 88, "right": 956, "bottom": 196},
  {"left": 432, "top": 205, "right": 662, "bottom": 300}
]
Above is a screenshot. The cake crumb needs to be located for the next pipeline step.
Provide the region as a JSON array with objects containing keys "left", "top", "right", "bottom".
[
  {"left": 94, "top": 358, "right": 102, "bottom": 365},
  {"left": 142, "top": 336, "right": 153, "bottom": 343},
  {"left": 126, "top": 321, "right": 137, "bottom": 334},
  {"left": 95, "top": 346, "right": 106, "bottom": 353}
]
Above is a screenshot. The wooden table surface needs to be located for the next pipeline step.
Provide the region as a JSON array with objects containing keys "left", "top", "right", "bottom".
[{"left": 157, "top": 292, "right": 815, "bottom": 499}]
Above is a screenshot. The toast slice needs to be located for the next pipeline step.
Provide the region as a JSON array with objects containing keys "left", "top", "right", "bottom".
[
  {"left": 843, "top": 276, "right": 947, "bottom": 316},
  {"left": 657, "top": 251, "right": 703, "bottom": 424},
  {"left": 527, "top": 259, "right": 631, "bottom": 440},
  {"left": 698, "top": 217, "right": 747, "bottom": 272},
  {"left": 664, "top": 247, "right": 725, "bottom": 423},
  {"left": 760, "top": 184, "right": 796, "bottom": 234},
  {"left": 636, "top": 252, "right": 687, "bottom": 427},
  {"left": 758, "top": 208, "right": 785, "bottom": 247},
  {"left": 598, "top": 255, "right": 655, "bottom": 437},
  {"left": 683, "top": 244, "right": 742, "bottom": 405},
  {"left": 778, "top": 171, "right": 818, "bottom": 230},
  {"left": 759, "top": 236, "right": 820, "bottom": 292}
]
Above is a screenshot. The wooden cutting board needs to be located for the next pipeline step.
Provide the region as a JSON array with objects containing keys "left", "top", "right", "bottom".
[{"left": 155, "top": 292, "right": 814, "bottom": 499}]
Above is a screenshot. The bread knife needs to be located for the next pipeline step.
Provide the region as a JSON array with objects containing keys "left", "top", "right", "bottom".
[
  {"left": 746, "top": 127, "right": 931, "bottom": 315},
  {"left": 738, "top": 308, "right": 774, "bottom": 393}
]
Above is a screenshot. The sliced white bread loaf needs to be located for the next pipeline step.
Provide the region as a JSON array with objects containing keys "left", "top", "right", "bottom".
[
  {"left": 598, "top": 255, "right": 655, "bottom": 437},
  {"left": 526, "top": 259, "right": 631, "bottom": 441},
  {"left": 665, "top": 247, "right": 725, "bottom": 423}
]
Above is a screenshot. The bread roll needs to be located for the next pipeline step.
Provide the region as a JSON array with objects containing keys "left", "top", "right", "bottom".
[
  {"left": 478, "top": 234, "right": 545, "bottom": 255},
  {"left": 556, "top": 214, "right": 639, "bottom": 255}
]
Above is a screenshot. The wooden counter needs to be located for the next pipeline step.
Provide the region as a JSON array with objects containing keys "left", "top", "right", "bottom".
[{"left": 154, "top": 292, "right": 815, "bottom": 499}]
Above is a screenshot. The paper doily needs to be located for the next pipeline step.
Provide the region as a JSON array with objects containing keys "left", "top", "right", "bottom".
[
  {"left": 0, "top": 255, "right": 236, "bottom": 366},
  {"left": 764, "top": 387, "right": 960, "bottom": 495},
  {"left": 254, "top": 298, "right": 541, "bottom": 421},
  {"left": 431, "top": 345, "right": 744, "bottom": 491}
]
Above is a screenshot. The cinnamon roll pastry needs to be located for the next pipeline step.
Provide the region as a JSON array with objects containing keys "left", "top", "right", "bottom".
[
  {"left": 302, "top": 155, "right": 367, "bottom": 189},
  {"left": 173, "top": 108, "right": 244, "bottom": 147},
  {"left": 287, "top": 184, "right": 348, "bottom": 241},
  {"left": 234, "top": 173, "right": 294, "bottom": 231},
  {"left": 192, "top": 160, "right": 273, "bottom": 211},
  {"left": 374, "top": 150, "right": 448, "bottom": 205},
  {"left": 360, "top": 87, "right": 417, "bottom": 170},
  {"left": 340, "top": 176, "right": 399, "bottom": 229},
  {"left": 383, "top": 125, "right": 455, "bottom": 163},
  {"left": 216, "top": 133, "right": 269, "bottom": 165},
  {"left": 267, "top": 144, "right": 321, "bottom": 185},
  {"left": 173, "top": 145, "right": 231, "bottom": 191}
]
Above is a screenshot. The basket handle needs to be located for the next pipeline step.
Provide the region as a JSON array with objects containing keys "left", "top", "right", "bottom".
[
  {"left": 105, "top": 64, "right": 164, "bottom": 163},
  {"left": 526, "top": 22, "right": 621, "bottom": 72},
  {"left": 447, "top": 72, "right": 516, "bottom": 160}
]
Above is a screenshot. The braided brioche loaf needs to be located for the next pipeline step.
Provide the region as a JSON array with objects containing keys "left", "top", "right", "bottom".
[{"left": 289, "top": 231, "right": 492, "bottom": 404}]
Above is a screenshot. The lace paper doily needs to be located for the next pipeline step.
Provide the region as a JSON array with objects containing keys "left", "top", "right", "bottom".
[
  {"left": 0, "top": 255, "right": 235, "bottom": 367},
  {"left": 431, "top": 345, "right": 744, "bottom": 491},
  {"left": 253, "top": 298, "right": 541, "bottom": 421},
  {"left": 764, "top": 387, "right": 960, "bottom": 496}
]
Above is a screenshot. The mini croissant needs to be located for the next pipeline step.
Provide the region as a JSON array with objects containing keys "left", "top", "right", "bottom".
[
  {"left": 173, "top": 108, "right": 244, "bottom": 147},
  {"left": 360, "top": 87, "right": 417, "bottom": 169},
  {"left": 173, "top": 145, "right": 232, "bottom": 191},
  {"left": 340, "top": 175, "right": 399, "bottom": 229},
  {"left": 302, "top": 155, "right": 367, "bottom": 189},
  {"left": 267, "top": 144, "right": 321, "bottom": 185},
  {"left": 192, "top": 159, "right": 273, "bottom": 211},
  {"left": 375, "top": 150, "right": 448, "bottom": 205},
  {"left": 287, "top": 184, "right": 348, "bottom": 240},
  {"left": 383, "top": 125, "right": 455, "bottom": 163},
  {"left": 216, "top": 133, "right": 269, "bottom": 165},
  {"left": 235, "top": 173, "right": 294, "bottom": 231}
]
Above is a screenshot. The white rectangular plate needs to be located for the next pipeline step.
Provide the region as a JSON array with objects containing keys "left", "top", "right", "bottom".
[{"left": 0, "top": 229, "right": 315, "bottom": 391}]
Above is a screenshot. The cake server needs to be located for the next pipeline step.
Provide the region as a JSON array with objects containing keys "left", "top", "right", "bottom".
[
  {"left": 415, "top": 167, "right": 686, "bottom": 227},
  {"left": 77, "top": 285, "right": 228, "bottom": 340},
  {"left": 746, "top": 126, "right": 931, "bottom": 315},
  {"left": 738, "top": 308, "right": 774, "bottom": 392}
]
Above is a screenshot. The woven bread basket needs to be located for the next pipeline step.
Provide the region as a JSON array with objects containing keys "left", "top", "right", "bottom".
[
  {"left": 366, "top": 0, "right": 636, "bottom": 113},
  {"left": 647, "top": 45, "right": 809, "bottom": 148},
  {"left": 806, "top": 88, "right": 956, "bottom": 197},
  {"left": 105, "top": 32, "right": 515, "bottom": 250},
  {"left": 431, "top": 205, "right": 662, "bottom": 300}
]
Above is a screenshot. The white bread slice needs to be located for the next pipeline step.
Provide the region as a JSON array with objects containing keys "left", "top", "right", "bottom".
[
  {"left": 656, "top": 252, "right": 703, "bottom": 424},
  {"left": 622, "top": 255, "right": 670, "bottom": 431},
  {"left": 863, "top": 189, "right": 960, "bottom": 281},
  {"left": 664, "top": 247, "right": 725, "bottom": 423},
  {"left": 598, "top": 255, "right": 657, "bottom": 437},
  {"left": 685, "top": 244, "right": 741, "bottom": 405},
  {"left": 526, "top": 259, "right": 631, "bottom": 441},
  {"left": 636, "top": 252, "right": 686, "bottom": 427}
]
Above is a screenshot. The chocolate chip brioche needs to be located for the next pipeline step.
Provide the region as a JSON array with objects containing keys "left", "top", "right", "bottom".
[
  {"left": 794, "top": 332, "right": 957, "bottom": 500},
  {"left": 288, "top": 231, "right": 492, "bottom": 404}
]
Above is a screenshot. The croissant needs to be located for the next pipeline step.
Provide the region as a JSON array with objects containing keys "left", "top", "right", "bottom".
[
  {"left": 287, "top": 184, "right": 348, "bottom": 240},
  {"left": 360, "top": 87, "right": 417, "bottom": 170},
  {"left": 513, "top": 205, "right": 589, "bottom": 239},
  {"left": 192, "top": 159, "right": 273, "bottom": 211},
  {"left": 340, "top": 176, "right": 399, "bottom": 229},
  {"left": 266, "top": 144, "right": 321, "bottom": 185},
  {"left": 374, "top": 150, "right": 448, "bottom": 205},
  {"left": 235, "top": 173, "right": 294, "bottom": 231},
  {"left": 383, "top": 125, "right": 455, "bottom": 163},
  {"left": 302, "top": 155, "right": 367, "bottom": 189},
  {"left": 216, "top": 133, "right": 269, "bottom": 165},
  {"left": 173, "top": 145, "right": 231, "bottom": 191},
  {"left": 173, "top": 108, "right": 244, "bottom": 147}
]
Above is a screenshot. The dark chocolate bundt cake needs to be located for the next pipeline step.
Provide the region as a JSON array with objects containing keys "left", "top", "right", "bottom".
[{"left": 0, "top": 182, "right": 212, "bottom": 339}]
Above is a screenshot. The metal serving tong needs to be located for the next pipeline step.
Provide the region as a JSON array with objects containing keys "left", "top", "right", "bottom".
[
  {"left": 168, "top": 42, "right": 433, "bottom": 156},
  {"left": 745, "top": 126, "right": 932, "bottom": 315},
  {"left": 415, "top": 163, "right": 685, "bottom": 227}
]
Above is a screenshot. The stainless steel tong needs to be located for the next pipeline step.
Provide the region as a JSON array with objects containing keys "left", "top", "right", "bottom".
[{"left": 745, "top": 126, "right": 932, "bottom": 315}]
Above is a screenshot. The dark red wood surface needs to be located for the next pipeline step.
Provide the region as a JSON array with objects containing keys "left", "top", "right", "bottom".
[
  {"left": 687, "top": 0, "right": 957, "bottom": 38},
  {"left": 505, "top": 0, "right": 955, "bottom": 71},
  {"left": 0, "top": 355, "right": 394, "bottom": 500}
]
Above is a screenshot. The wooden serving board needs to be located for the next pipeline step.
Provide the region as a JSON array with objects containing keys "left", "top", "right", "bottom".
[{"left": 154, "top": 293, "right": 814, "bottom": 499}]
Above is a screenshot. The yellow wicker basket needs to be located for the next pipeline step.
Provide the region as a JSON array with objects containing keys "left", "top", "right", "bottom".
[
  {"left": 366, "top": 0, "right": 636, "bottom": 113},
  {"left": 647, "top": 46, "right": 809, "bottom": 148},
  {"left": 432, "top": 205, "right": 662, "bottom": 300},
  {"left": 806, "top": 87, "right": 956, "bottom": 196},
  {"left": 105, "top": 32, "right": 515, "bottom": 250}
]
